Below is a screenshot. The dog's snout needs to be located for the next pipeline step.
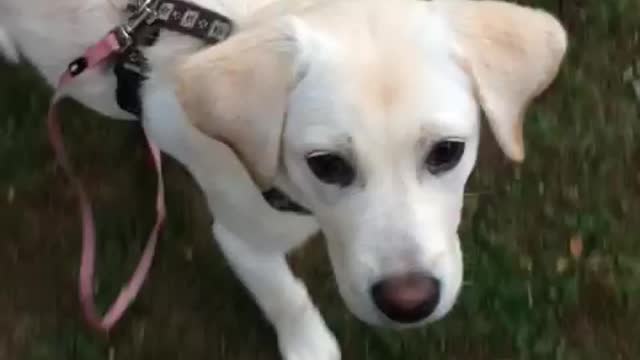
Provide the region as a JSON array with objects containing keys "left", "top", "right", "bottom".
[{"left": 371, "top": 273, "right": 440, "bottom": 323}]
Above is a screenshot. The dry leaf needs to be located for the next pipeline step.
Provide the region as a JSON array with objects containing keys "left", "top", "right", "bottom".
[
  {"left": 570, "top": 234, "right": 583, "bottom": 259},
  {"left": 184, "top": 246, "right": 193, "bottom": 262},
  {"left": 7, "top": 186, "right": 14, "bottom": 204},
  {"left": 556, "top": 257, "right": 569, "bottom": 273}
]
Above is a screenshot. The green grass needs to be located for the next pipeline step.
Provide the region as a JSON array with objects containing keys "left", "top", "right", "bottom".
[{"left": 1, "top": 0, "right": 639, "bottom": 358}]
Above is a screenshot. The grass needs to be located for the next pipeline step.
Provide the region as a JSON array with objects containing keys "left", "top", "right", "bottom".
[{"left": 1, "top": 0, "right": 639, "bottom": 359}]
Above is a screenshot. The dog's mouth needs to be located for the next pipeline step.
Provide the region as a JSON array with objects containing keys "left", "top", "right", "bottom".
[{"left": 326, "top": 231, "right": 466, "bottom": 329}]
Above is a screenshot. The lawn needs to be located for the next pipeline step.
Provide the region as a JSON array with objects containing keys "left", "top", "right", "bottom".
[{"left": 1, "top": 0, "right": 639, "bottom": 359}]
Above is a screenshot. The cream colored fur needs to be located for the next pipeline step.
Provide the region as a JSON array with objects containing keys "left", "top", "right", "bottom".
[{"left": 0, "top": 0, "right": 567, "bottom": 359}]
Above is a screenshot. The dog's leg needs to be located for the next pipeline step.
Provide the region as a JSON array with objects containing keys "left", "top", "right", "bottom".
[
  {"left": 214, "top": 223, "right": 340, "bottom": 360},
  {"left": 142, "top": 85, "right": 340, "bottom": 359}
]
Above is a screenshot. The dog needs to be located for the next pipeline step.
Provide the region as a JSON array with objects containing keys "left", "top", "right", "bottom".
[{"left": 0, "top": 0, "right": 567, "bottom": 358}]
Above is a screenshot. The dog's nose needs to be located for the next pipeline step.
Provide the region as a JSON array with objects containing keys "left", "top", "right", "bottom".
[{"left": 371, "top": 273, "right": 440, "bottom": 323}]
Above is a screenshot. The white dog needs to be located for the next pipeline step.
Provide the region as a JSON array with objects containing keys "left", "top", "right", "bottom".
[{"left": 0, "top": 0, "right": 567, "bottom": 358}]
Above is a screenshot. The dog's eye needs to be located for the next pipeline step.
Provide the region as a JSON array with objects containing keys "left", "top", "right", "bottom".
[
  {"left": 425, "top": 141, "right": 465, "bottom": 174},
  {"left": 306, "top": 152, "right": 355, "bottom": 187}
]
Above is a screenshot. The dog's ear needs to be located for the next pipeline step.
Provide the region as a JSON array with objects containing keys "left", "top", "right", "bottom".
[
  {"left": 175, "top": 18, "right": 309, "bottom": 189},
  {"left": 434, "top": 0, "right": 568, "bottom": 162}
]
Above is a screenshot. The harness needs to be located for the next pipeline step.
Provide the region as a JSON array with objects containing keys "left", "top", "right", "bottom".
[
  {"left": 112, "top": 0, "right": 234, "bottom": 116},
  {"left": 113, "top": 1, "right": 310, "bottom": 215},
  {"left": 47, "top": 0, "right": 308, "bottom": 335}
]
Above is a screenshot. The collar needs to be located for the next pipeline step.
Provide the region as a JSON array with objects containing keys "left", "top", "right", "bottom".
[
  {"left": 144, "top": 0, "right": 233, "bottom": 44},
  {"left": 262, "top": 188, "right": 312, "bottom": 215},
  {"left": 122, "top": 0, "right": 233, "bottom": 45},
  {"left": 113, "top": 0, "right": 233, "bottom": 116}
]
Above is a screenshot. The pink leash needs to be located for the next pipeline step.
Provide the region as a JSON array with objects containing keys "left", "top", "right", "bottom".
[{"left": 47, "top": 31, "right": 166, "bottom": 334}]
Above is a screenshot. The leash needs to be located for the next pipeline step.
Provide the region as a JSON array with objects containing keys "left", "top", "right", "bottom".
[
  {"left": 47, "top": 3, "right": 165, "bottom": 334},
  {"left": 47, "top": 0, "right": 233, "bottom": 334},
  {"left": 46, "top": 0, "right": 307, "bottom": 335}
]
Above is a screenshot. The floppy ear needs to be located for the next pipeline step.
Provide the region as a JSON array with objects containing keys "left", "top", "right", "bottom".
[
  {"left": 434, "top": 0, "right": 568, "bottom": 161},
  {"left": 175, "top": 18, "right": 309, "bottom": 189}
]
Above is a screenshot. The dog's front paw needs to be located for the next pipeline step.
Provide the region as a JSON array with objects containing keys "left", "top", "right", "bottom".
[{"left": 276, "top": 305, "right": 341, "bottom": 360}]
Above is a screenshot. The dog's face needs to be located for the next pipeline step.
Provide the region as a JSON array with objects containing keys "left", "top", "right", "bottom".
[
  {"left": 176, "top": 0, "right": 567, "bottom": 327},
  {"left": 279, "top": 30, "right": 479, "bottom": 325}
]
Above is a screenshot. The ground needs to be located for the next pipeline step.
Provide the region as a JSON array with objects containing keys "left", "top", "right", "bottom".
[{"left": 1, "top": 0, "right": 639, "bottom": 359}]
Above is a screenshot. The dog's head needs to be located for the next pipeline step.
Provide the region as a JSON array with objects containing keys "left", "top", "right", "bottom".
[{"left": 175, "top": 0, "right": 567, "bottom": 327}]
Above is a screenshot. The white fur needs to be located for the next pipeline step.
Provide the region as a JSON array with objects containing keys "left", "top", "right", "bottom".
[
  {"left": 0, "top": 0, "right": 567, "bottom": 358},
  {"left": 278, "top": 9, "right": 477, "bottom": 324},
  {"left": 0, "top": 26, "right": 18, "bottom": 63}
]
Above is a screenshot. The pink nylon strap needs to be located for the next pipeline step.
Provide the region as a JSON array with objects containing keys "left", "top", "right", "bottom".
[{"left": 47, "top": 32, "right": 166, "bottom": 334}]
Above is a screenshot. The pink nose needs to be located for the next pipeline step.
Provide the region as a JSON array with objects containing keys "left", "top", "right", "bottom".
[{"left": 371, "top": 273, "right": 440, "bottom": 323}]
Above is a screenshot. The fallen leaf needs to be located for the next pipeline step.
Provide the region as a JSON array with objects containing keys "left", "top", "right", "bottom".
[
  {"left": 623, "top": 66, "right": 634, "bottom": 83},
  {"left": 519, "top": 256, "right": 533, "bottom": 272},
  {"left": 7, "top": 186, "right": 14, "bottom": 204},
  {"left": 570, "top": 234, "right": 583, "bottom": 259},
  {"left": 184, "top": 246, "right": 193, "bottom": 262},
  {"left": 556, "top": 257, "right": 569, "bottom": 273}
]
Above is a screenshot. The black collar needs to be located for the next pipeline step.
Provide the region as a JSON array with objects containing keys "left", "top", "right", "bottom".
[
  {"left": 147, "top": 0, "right": 233, "bottom": 44},
  {"left": 262, "top": 188, "right": 312, "bottom": 215},
  {"left": 114, "top": 0, "right": 234, "bottom": 116}
]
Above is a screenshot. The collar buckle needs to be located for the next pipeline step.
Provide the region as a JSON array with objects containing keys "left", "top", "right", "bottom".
[{"left": 115, "top": 0, "right": 159, "bottom": 50}]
